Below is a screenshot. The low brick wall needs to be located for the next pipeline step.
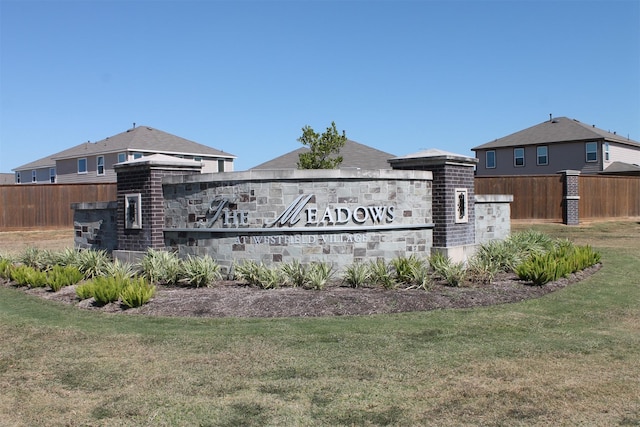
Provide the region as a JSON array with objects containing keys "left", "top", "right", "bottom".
[
  {"left": 474, "top": 194, "right": 513, "bottom": 244},
  {"left": 162, "top": 169, "right": 434, "bottom": 274}
]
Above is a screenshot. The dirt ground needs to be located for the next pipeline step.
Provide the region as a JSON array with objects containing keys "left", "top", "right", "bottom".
[{"left": 1, "top": 229, "right": 601, "bottom": 318}]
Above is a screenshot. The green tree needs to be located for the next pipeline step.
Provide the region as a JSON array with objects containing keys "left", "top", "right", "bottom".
[{"left": 297, "top": 121, "right": 347, "bottom": 169}]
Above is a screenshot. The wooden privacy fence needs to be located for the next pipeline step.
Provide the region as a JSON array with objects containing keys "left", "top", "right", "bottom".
[
  {"left": 579, "top": 175, "right": 640, "bottom": 220},
  {"left": 0, "top": 184, "right": 117, "bottom": 230},
  {"left": 476, "top": 174, "right": 640, "bottom": 222},
  {"left": 474, "top": 175, "right": 564, "bottom": 222}
]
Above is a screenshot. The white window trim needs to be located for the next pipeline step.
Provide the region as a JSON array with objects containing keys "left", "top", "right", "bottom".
[
  {"left": 485, "top": 150, "right": 496, "bottom": 169},
  {"left": 586, "top": 142, "right": 598, "bottom": 163},
  {"left": 97, "top": 156, "right": 105, "bottom": 176},
  {"left": 78, "top": 158, "right": 88, "bottom": 174},
  {"left": 536, "top": 146, "right": 548, "bottom": 166},
  {"left": 514, "top": 148, "right": 525, "bottom": 167}
]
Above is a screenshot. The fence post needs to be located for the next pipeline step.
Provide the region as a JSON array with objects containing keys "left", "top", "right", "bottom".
[{"left": 560, "top": 170, "right": 580, "bottom": 225}]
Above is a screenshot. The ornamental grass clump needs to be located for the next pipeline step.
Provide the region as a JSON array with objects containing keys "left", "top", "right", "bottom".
[
  {"left": 280, "top": 259, "right": 308, "bottom": 288},
  {"left": 429, "top": 252, "right": 466, "bottom": 287},
  {"left": 233, "top": 260, "right": 281, "bottom": 289},
  {"left": 139, "top": 249, "right": 181, "bottom": 285},
  {"left": 305, "top": 262, "right": 334, "bottom": 290},
  {"left": 343, "top": 262, "right": 370, "bottom": 288},
  {"left": 368, "top": 259, "right": 396, "bottom": 289},
  {"left": 516, "top": 241, "right": 601, "bottom": 286},
  {"left": 76, "top": 249, "right": 112, "bottom": 279},
  {"left": 180, "top": 255, "right": 222, "bottom": 288}
]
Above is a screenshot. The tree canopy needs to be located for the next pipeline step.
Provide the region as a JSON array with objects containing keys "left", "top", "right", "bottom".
[{"left": 296, "top": 121, "right": 347, "bottom": 169}]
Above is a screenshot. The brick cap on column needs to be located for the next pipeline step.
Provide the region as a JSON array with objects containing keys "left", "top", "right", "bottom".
[
  {"left": 114, "top": 153, "right": 203, "bottom": 172},
  {"left": 388, "top": 148, "right": 478, "bottom": 169},
  {"left": 557, "top": 169, "right": 581, "bottom": 176}
]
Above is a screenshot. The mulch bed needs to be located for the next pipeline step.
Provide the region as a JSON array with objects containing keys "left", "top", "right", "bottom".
[{"left": 7, "top": 264, "right": 602, "bottom": 318}]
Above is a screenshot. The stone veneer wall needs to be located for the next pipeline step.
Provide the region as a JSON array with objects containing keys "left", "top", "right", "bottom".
[
  {"left": 71, "top": 201, "right": 118, "bottom": 251},
  {"left": 162, "top": 169, "right": 434, "bottom": 274},
  {"left": 474, "top": 194, "right": 513, "bottom": 244}
]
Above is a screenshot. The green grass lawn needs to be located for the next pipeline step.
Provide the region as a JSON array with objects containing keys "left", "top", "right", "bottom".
[{"left": 1, "top": 222, "right": 639, "bottom": 426}]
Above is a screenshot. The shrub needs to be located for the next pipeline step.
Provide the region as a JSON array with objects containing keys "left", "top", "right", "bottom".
[
  {"left": 180, "top": 255, "right": 221, "bottom": 288},
  {"left": 75, "top": 282, "right": 95, "bottom": 300},
  {"left": 0, "top": 258, "right": 14, "bottom": 281},
  {"left": 47, "top": 265, "right": 84, "bottom": 292},
  {"left": 10, "top": 265, "right": 48, "bottom": 287},
  {"left": 305, "top": 262, "right": 334, "bottom": 290},
  {"left": 368, "top": 259, "right": 396, "bottom": 289},
  {"left": 280, "top": 260, "right": 308, "bottom": 288},
  {"left": 76, "top": 249, "right": 111, "bottom": 279},
  {"left": 343, "top": 262, "right": 370, "bottom": 288},
  {"left": 120, "top": 277, "right": 156, "bottom": 308},
  {"left": 90, "top": 276, "right": 125, "bottom": 304},
  {"left": 139, "top": 249, "right": 181, "bottom": 285}
]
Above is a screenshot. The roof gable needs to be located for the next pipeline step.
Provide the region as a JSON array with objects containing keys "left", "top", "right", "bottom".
[
  {"left": 473, "top": 117, "right": 640, "bottom": 150},
  {"left": 50, "top": 126, "right": 235, "bottom": 160},
  {"left": 250, "top": 140, "right": 396, "bottom": 170}
]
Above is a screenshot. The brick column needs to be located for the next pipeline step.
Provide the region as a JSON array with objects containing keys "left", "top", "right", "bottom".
[
  {"left": 560, "top": 170, "right": 580, "bottom": 225},
  {"left": 114, "top": 157, "right": 202, "bottom": 253},
  {"left": 389, "top": 150, "right": 478, "bottom": 262}
]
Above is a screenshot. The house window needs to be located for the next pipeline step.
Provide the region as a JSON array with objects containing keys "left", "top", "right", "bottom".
[
  {"left": 586, "top": 142, "right": 597, "bottom": 162},
  {"left": 133, "top": 152, "right": 143, "bottom": 159},
  {"left": 97, "top": 156, "right": 105, "bottom": 175},
  {"left": 537, "top": 146, "right": 548, "bottom": 166},
  {"left": 514, "top": 148, "right": 525, "bottom": 167},
  {"left": 486, "top": 151, "right": 496, "bottom": 169},
  {"left": 32, "top": 170, "right": 37, "bottom": 183},
  {"left": 118, "top": 152, "right": 126, "bottom": 163},
  {"left": 78, "top": 158, "right": 87, "bottom": 174},
  {"left": 218, "top": 159, "right": 225, "bottom": 172},
  {"left": 604, "top": 142, "right": 610, "bottom": 161},
  {"left": 49, "top": 168, "right": 56, "bottom": 183}
]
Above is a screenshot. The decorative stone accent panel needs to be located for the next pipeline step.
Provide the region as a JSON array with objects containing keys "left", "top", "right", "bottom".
[
  {"left": 71, "top": 201, "right": 118, "bottom": 251},
  {"left": 474, "top": 194, "right": 513, "bottom": 244},
  {"left": 162, "top": 169, "right": 434, "bottom": 274}
]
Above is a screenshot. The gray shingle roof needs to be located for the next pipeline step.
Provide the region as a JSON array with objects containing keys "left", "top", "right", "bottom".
[
  {"left": 250, "top": 139, "right": 396, "bottom": 170},
  {"left": 473, "top": 117, "right": 640, "bottom": 150},
  {"left": 51, "top": 126, "right": 235, "bottom": 160}
]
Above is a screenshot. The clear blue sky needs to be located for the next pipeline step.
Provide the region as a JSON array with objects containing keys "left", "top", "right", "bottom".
[{"left": 1, "top": 0, "right": 639, "bottom": 173}]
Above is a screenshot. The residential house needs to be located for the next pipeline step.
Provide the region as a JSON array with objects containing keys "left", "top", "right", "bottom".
[
  {"left": 251, "top": 139, "right": 396, "bottom": 170},
  {"left": 12, "top": 125, "right": 235, "bottom": 184},
  {"left": 473, "top": 116, "right": 640, "bottom": 176}
]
